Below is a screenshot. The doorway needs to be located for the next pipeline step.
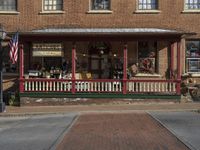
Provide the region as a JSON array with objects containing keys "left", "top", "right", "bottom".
[{"left": 88, "top": 42, "right": 111, "bottom": 79}]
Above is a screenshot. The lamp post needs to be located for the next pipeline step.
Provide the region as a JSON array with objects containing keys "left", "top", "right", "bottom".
[{"left": 0, "top": 24, "right": 6, "bottom": 112}]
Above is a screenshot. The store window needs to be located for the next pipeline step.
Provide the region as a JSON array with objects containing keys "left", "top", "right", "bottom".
[
  {"left": 138, "top": 41, "right": 157, "bottom": 74},
  {"left": 43, "top": 0, "right": 63, "bottom": 11},
  {"left": 186, "top": 41, "right": 200, "bottom": 73},
  {"left": 0, "top": 0, "right": 17, "bottom": 11},
  {"left": 91, "top": 0, "right": 110, "bottom": 10},
  {"left": 185, "top": 0, "right": 200, "bottom": 10},
  {"left": 138, "top": 0, "right": 158, "bottom": 10}
]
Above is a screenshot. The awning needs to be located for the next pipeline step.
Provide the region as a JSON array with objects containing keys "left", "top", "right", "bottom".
[{"left": 22, "top": 28, "right": 195, "bottom": 36}]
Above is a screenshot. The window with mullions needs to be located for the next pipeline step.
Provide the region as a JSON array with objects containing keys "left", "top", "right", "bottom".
[
  {"left": 0, "top": 0, "right": 17, "bottom": 11},
  {"left": 91, "top": 0, "right": 110, "bottom": 10},
  {"left": 138, "top": 0, "right": 158, "bottom": 10},
  {"left": 43, "top": 0, "right": 63, "bottom": 11},
  {"left": 185, "top": 0, "right": 200, "bottom": 10},
  {"left": 186, "top": 41, "right": 200, "bottom": 73}
]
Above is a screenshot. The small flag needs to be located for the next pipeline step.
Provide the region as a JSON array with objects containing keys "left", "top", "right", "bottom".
[{"left": 9, "top": 32, "right": 18, "bottom": 64}]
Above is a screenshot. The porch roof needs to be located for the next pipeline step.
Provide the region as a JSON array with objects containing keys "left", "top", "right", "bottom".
[{"left": 27, "top": 28, "right": 194, "bottom": 36}]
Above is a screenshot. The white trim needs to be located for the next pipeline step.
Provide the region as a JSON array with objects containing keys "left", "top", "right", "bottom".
[
  {"left": 39, "top": 11, "right": 65, "bottom": 14},
  {"left": 0, "top": 11, "right": 20, "bottom": 14},
  {"left": 184, "top": 73, "right": 200, "bottom": 77},
  {"left": 135, "top": 10, "right": 161, "bottom": 14},
  {"left": 87, "top": 10, "right": 113, "bottom": 14},
  {"left": 182, "top": 10, "right": 200, "bottom": 13},
  {"left": 135, "top": 73, "right": 162, "bottom": 78}
]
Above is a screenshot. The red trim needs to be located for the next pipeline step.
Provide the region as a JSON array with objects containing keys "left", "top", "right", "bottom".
[
  {"left": 72, "top": 44, "right": 76, "bottom": 94},
  {"left": 19, "top": 44, "right": 24, "bottom": 93},
  {"left": 123, "top": 44, "right": 128, "bottom": 94},
  {"left": 22, "top": 78, "right": 177, "bottom": 83},
  {"left": 170, "top": 42, "right": 174, "bottom": 79},
  {"left": 177, "top": 42, "right": 181, "bottom": 95}
]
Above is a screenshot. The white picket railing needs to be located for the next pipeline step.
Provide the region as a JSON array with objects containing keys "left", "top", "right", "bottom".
[
  {"left": 127, "top": 80, "right": 176, "bottom": 93},
  {"left": 23, "top": 79, "right": 177, "bottom": 94}
]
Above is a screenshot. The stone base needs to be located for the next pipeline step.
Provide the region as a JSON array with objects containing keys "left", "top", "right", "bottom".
[{"left": 20, "top": 97, "right": 179, "bottom": 106}]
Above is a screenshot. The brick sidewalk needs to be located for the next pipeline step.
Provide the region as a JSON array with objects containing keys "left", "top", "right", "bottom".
[
  {"left": 56, "top": 113, "right": 189, "bottom": 150},
  {"left": 1, "top": 102, "right": 200, "bottom": 116}
]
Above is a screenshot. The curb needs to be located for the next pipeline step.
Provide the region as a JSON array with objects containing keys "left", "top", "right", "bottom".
[
  {"left": 49, "top": 114, "right": 80, "bottom": 150},
  {"left": 0, "top": 108, "right": 199, "bottom": 117}
]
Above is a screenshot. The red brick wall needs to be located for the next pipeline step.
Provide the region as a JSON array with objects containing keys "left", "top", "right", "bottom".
[{"left": 0, "top": 0, "right": 200, "bottom": 38}]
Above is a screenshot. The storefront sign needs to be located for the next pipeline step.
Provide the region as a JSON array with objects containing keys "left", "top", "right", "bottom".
[{"left": 32, "top": 43, "right": 63, "bottom": 57}]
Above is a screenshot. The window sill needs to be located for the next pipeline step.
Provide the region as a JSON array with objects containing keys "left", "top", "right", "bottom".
[
  {"left": 134, "top": 73, "right": 162, "bottom": 78},
  {"left": 87, "top": 10, "right": 113, "bottom": 14},
  {"left": 182, "top": 10, "right": 200, "bottom": 13},
  {"left": 0, "top": 11, "right": 20, "bottom": 15},
  {"left": 39, "top": 11, "right": 65, "bottom": 14},
  {"left": 135, "top": 10, "right": 161, "bottom": 14},
  {"left": 183, "top": 73, "right": 200, "bottom": 77}
]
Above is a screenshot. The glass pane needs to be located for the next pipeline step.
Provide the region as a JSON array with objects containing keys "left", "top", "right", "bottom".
[
  {"left": 91, "top": 0, "right": 110, "bottom": 10},
  {"left": 0, "top": 0, "right": 16, "bottom": 11}
]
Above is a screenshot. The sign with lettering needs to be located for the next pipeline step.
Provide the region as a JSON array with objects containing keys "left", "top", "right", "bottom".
[{"left": 32, "top": 43, "right": 63, "bottom": 57}]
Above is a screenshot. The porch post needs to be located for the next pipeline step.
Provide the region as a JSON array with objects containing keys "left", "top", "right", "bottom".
[
  {"left": 177, "top": 41, "right": 181, "bottom": 95},
  {"left": 71, "top": 43, "right": 76, "bottom": 94},
  {"left": 170, "top": 42, "right": 174, "bottom": 79},
  {"left": 123, "top": 43, "right": 128, "bottom": 94},
  {"left": 19, "top": 44, "right": 24, "bottom": 93}
]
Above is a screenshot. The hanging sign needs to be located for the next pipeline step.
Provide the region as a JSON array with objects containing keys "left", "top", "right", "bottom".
[{"left": 32, "top": 43, "right": 63, "bottom": 57}]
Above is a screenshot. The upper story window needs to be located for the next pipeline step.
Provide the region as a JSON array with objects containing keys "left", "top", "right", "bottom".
[
  {"left": 185, "top": 0, "right": 200, "bottom": 10},
  {"left": 138, "top": 0, "right": 158, "bottom": 10},
  {"left": 43, "top": 0, "right": 63, "bottom": 11},
  {"left": 91, "top": 0, "right": 110, "bottom": 10},
  {"left": 0, "top": 0, "right": 17, "bottom": 11}
]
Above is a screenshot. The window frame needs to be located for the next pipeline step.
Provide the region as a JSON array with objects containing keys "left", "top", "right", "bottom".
[
  {"left": 185, "top": 40, "right": 200, "bottom": 74},
  {"left": 88, "top": 0, "right": 113, "bottom": 14},
  {"left": 42, "top": 0, "right": 64, "bottom": 13},
  {"left": 135, "top": 0, "right": 160, "bottom": 14},
  {"left": 0, "top": 0, "right": 19, "bottom": 14},
  {"left": 137, "top": 41, "right": 158, "bottom": 74},
  {"left": 183, "top": 0, "right": 200, "bottom": 13}
]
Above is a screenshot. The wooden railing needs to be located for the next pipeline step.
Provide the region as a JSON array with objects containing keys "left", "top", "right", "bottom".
[
  {"left": 21, "top": 78, "right": 178, "bottom": 94},
  {"left": 127, "top": 80, "right": 177, "bottom": 93}
]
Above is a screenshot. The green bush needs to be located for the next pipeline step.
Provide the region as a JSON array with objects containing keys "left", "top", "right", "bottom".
[{"left": 9, "top": 92, "right": 20, "bottom": 106}]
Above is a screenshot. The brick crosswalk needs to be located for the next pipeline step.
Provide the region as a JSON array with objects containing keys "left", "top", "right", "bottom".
[{"left": 56, "top": 113, "right": 189, "bottom": 150}]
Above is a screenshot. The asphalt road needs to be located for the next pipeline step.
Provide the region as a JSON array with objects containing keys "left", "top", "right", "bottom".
[
  {"left": 0, "top": 113, "right": 77, "bottom": 150},
  {"left": 150, "top": 111, "right": 200, "bottom": 150}
]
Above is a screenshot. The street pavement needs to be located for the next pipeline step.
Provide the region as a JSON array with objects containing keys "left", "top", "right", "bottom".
[
  {"left": 0, "top": 113, "right": 77, "bottom": 150},
  {"left": 150, "top": 111, "right": 200, "bottom": 150}
]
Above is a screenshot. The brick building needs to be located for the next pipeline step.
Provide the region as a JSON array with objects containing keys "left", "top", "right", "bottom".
[{"left": 1, "top": 0, "right": 200, "bottom": 102}]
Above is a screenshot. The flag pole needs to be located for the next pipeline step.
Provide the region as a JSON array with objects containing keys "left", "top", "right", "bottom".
[{"left": 0, "top": 24, "right": 6, "bottom": 112}]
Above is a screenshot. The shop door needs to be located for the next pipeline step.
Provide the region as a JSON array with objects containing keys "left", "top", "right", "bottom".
[{"left": 89, "top": 42, "right": 111, "bottom": 79}]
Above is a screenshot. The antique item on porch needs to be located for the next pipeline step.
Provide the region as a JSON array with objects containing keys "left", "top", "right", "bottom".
[
  {"left": 50, "top": 67, "right": 62, "bottom": 79},
  {"left": 28, "top": 70, "right": 42, "bottom": 77},
  {"left": 129, "top": 64, "right": 138, "bottom": 77},
  {"left": 139, "top": 58, "right": 155, "bottom": 74}
]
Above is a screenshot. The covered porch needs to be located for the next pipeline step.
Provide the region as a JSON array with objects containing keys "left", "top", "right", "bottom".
[{"left": 19, "top": 28, "right": 186, "bottom": 99}]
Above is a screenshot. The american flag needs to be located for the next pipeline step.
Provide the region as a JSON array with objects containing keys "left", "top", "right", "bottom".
[{"left": 9, "top": 32, "right": 19, "bottom": 64}]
